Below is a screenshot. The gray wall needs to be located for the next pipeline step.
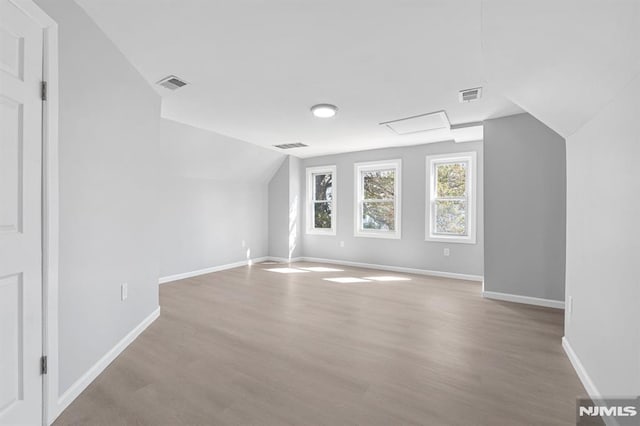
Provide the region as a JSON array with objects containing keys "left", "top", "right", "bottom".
[
  {"left": 564, "top": 75, "right": 639, "bottom": 397},
  {"left": 268, "top": 157, "right": 290, "bottom": 259},
  {"left": 484, "top": 113, "right": 566, "bottom": 301},
  {"left": 36, "top": 0, "right": 161, "bottom": 394},
  {"left": 288, "top": 156, "right": 303, "bottom": 259},
  {"left": 299, "top": 141, "right": 484, "bottom": 276},
  {"left": 268, "top": 156, "right": 303, "bottom": 260},
  {"left": 159, "top": 119, "right": 283, "bottom": 277}
]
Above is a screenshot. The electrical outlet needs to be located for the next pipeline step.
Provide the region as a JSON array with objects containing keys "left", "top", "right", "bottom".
[
  {"left": 443, "top": 248, "right": 450, "bottom": 256},
  {"left": 241, "top": 240, "right": 246, "bottom": 248},
  {"left": 121, "top": 283, "right": 128, "bottom": 301},
  {"left": 339, "top": 241, "right": 345, "bottom": 248}
]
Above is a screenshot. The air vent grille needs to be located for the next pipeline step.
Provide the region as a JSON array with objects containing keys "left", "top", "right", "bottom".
[
  {"left": 274, "top": 143, "right": 308, "bottom": 149},
  {"left": 157, "top": 75, "right": 188, "bottom": 90},
  {"left": 459, "top": 87, "right": 482, "bottom": 103}
]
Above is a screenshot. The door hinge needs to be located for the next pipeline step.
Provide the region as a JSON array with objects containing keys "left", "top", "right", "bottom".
[
  {"left": 41, "top": 81, "right": 47, "bottom": 101},
  {"left": 41, "top": 355, "right": 48, "bottom": 375}
]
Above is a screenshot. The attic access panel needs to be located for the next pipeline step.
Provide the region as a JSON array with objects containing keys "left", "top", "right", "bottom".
[{"left": 380, "top": 110, "right": 450, "bottom": 135}]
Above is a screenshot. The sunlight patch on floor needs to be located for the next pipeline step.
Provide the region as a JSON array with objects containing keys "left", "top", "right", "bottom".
[
  {"left": 266, "top": 268, "right": 309, "bottom": 274},
  {"left": 363, "top": 276, "right": 411, "bottom": 281},
  {"left": 299, "top": 267, "right": 344, "bottom": 272},
  {"left": 323, "top": 277, "right": 372, "bottom": 283}
]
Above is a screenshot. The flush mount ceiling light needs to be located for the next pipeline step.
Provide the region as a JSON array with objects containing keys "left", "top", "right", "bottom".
[{"left": 311, "top": 103, "right": 338, "bottom": 118}]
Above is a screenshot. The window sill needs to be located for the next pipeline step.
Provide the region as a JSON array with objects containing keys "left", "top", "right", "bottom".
[
  {"left": 307, "top": 229, "right": 336, "bottom": 236},
  {"left": 425, "top": 235, "right": 476, "bottom": 244},
  {"left": 354, "top": 231, "right": 401, "bottom": 240}
]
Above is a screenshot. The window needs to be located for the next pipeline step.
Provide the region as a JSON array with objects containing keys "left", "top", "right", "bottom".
[
  {"left": 426, "top": 152, "right": 477, "bottom": 244},
  {"left": 354, "top": 159, "right": 401, "bottom": 239},
  {"left": 306, "top": 165, "right": 336, "bottom": 235}
]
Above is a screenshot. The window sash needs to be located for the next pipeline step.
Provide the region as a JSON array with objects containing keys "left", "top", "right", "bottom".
[
  {"left": 432, "top": 199, "right": 468, "bottom": 236},
  {"left": 354, "top": 159, "right": 401, "bottom": 238},
  {"left": 426, "top": 153, "right": 476, "bottom": 244},
  {"left": 311, "top": 173, "right": 332, "bottom": 202},
  {"left": 432, "top": 162, "right": 468, "bottom": 236},
  {"left": 306, "top": 166, "right": 336, "bottom": 235}
]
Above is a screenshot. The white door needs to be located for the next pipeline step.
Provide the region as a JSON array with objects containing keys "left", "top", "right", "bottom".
[{"left": 0, "top": 0, "right": 44, "bottom": 424}]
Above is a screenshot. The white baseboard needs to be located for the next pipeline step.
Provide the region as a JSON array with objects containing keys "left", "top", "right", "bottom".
[
  {"left": 562, "top": 337, "right": 620, "bottom": 426},
  {"left": 54, "top": 307, "right": 160, "bottom": 421},
  {"left": 562, "top": 337, "right": 601, "bottom": 399},
  {"left": 159, "top": 257, "right": 269, "bottom": 284},
  {"left": 298, "top": 257, "right": 483, "bottom": 282},
  {"left": 482, "top": 290, "right": 564, "bottom": 309},
  {"left": 264, "top": 256, "right": 304, "bottom": 263}
]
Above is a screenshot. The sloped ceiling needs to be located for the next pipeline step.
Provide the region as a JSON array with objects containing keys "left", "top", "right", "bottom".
[
  {"left": 482, "top": 0, "right": 640, "bottom": 138},
  {"left": 160, "top": 119, "right": 285, "bottom": 183},
  {"left": 73, "top": 0, "right": 522, "bottom": 158},
  {"left": 74, "top": 0, "right": 639, "bottom": 152}
]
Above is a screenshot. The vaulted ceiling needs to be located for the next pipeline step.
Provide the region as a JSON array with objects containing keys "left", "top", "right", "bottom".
[
  {"left": 74, "top": 0, "right": 639, "bottom": 157},
  {"left": 482, "top": 0, "right": 640, "bottom": 138}
]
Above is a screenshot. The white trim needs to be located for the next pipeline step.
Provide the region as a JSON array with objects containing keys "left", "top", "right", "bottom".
[
  {"left": 562, "top": 337, "right": 601, "bottom": 399},
  {"left": 265, "top": 256, "right": 304, "bottom": 264},
  {"left": 42, "top": 23, "right": 59, "bottom": 426},
  {"left": 11, "top": 2, "right": 60, "bottom": 425},
  {"left": 562, "top": 337, "right": 620, "bottom": 426},
  {"left": 305, "top": 165, "right": 337, "bottom": 236},
  {"left": 425, "top": 152, "right": 477, "bottom": 244},
  {"left": 158, "top": 257, "right": 270, "bottom": 284},
  {"left": 482, "top": 290, "right": 565, "bottom": 309},
  {"left": 299, "top": 257, "right": 483, "bottom": 282},
  {"left": 53, "top": 307, "right": 160, "bottom": 423},
  {"left": 354, "top": 159, "right": 402, "bottom": 239}
]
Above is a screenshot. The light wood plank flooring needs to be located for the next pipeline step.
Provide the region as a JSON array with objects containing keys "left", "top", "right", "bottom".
[{"left": 54, "top": 262, "right": 591, "bottom": 425}]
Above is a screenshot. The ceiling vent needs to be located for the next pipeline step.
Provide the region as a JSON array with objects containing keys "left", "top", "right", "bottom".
[
  {"left": 380, "top": 110, "right": 450, "bottom": 135},
  {"left": 458, "top": 87, "right": 482, "bottom": 103},
  {"left": 156, "top": 75, "right": 188, "bottom": 90},
  {"left": 274, "top": 143, "right": 308, "bottom": 149}
]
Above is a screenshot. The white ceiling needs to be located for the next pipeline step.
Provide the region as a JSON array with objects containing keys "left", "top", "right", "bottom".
[
  {"left": 482, "top": 0, "right": 640, "bottom": 138},
  {"left": 74, "top": 0, "right": 639, "bottom": 157}
]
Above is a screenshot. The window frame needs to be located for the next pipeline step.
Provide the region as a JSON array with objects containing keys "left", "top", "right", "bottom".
[
  {"left": 305, "top": 165, "right": 337, "bottom": 236},
  {"left": 354, "top": 159, "right": 402, "bottom": 239},
  {"left": 425, "top": 152, "right": 477, "bottom": 244}
]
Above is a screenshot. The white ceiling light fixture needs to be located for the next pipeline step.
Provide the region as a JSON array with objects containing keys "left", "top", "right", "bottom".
[{"left": 311, "top": 103, "right": 338, "bottom": 118}]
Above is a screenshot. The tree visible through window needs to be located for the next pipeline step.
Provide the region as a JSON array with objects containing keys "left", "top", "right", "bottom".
[
  {"left": 362, "top": 169, "right": 395, "bottom": 230},
  {"left": 313, "top": 173, "right": 332, "bottom": 229},
  {"left": 435, "top": 162, "right": 467, "bottom": 235},
  {"left": 355, "top": 160, "right": 401, "bottom": 238},
  {"left": 426, "top": 153, "right": 476, "bottom": 243},
  {"left": 306, "top": 166, "right": 336, "bottom": 235}
]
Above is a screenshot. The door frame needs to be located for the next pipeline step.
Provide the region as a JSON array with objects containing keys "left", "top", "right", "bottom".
[{"left": 10, "top": 1, "right": 59, "bottom": 425}]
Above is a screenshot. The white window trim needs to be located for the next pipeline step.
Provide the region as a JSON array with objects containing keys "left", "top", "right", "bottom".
[
  {"left": 354, "top": 159, "right": 402, "bottom": 239},
  {"left": 306, "top": 165, "right": 337, "bottom": 235},
  {"left": 425, "top": 152, "right": 477, "bottom": 244}
]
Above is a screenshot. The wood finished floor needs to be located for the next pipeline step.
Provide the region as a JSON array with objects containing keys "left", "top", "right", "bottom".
[{"left": 54, "top": 262, "right": 590, "bottom": 426}]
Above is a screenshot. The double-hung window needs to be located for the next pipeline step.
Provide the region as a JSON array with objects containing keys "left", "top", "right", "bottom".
[
  {"left": 306, "top": 165, "right": 336, "bottom": 235},
  {"left": 426, "top": 152, "right": 477, "bottom": 243},
  {"left": 354, "top": 159, "right": 401, "bottom": 239}
]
